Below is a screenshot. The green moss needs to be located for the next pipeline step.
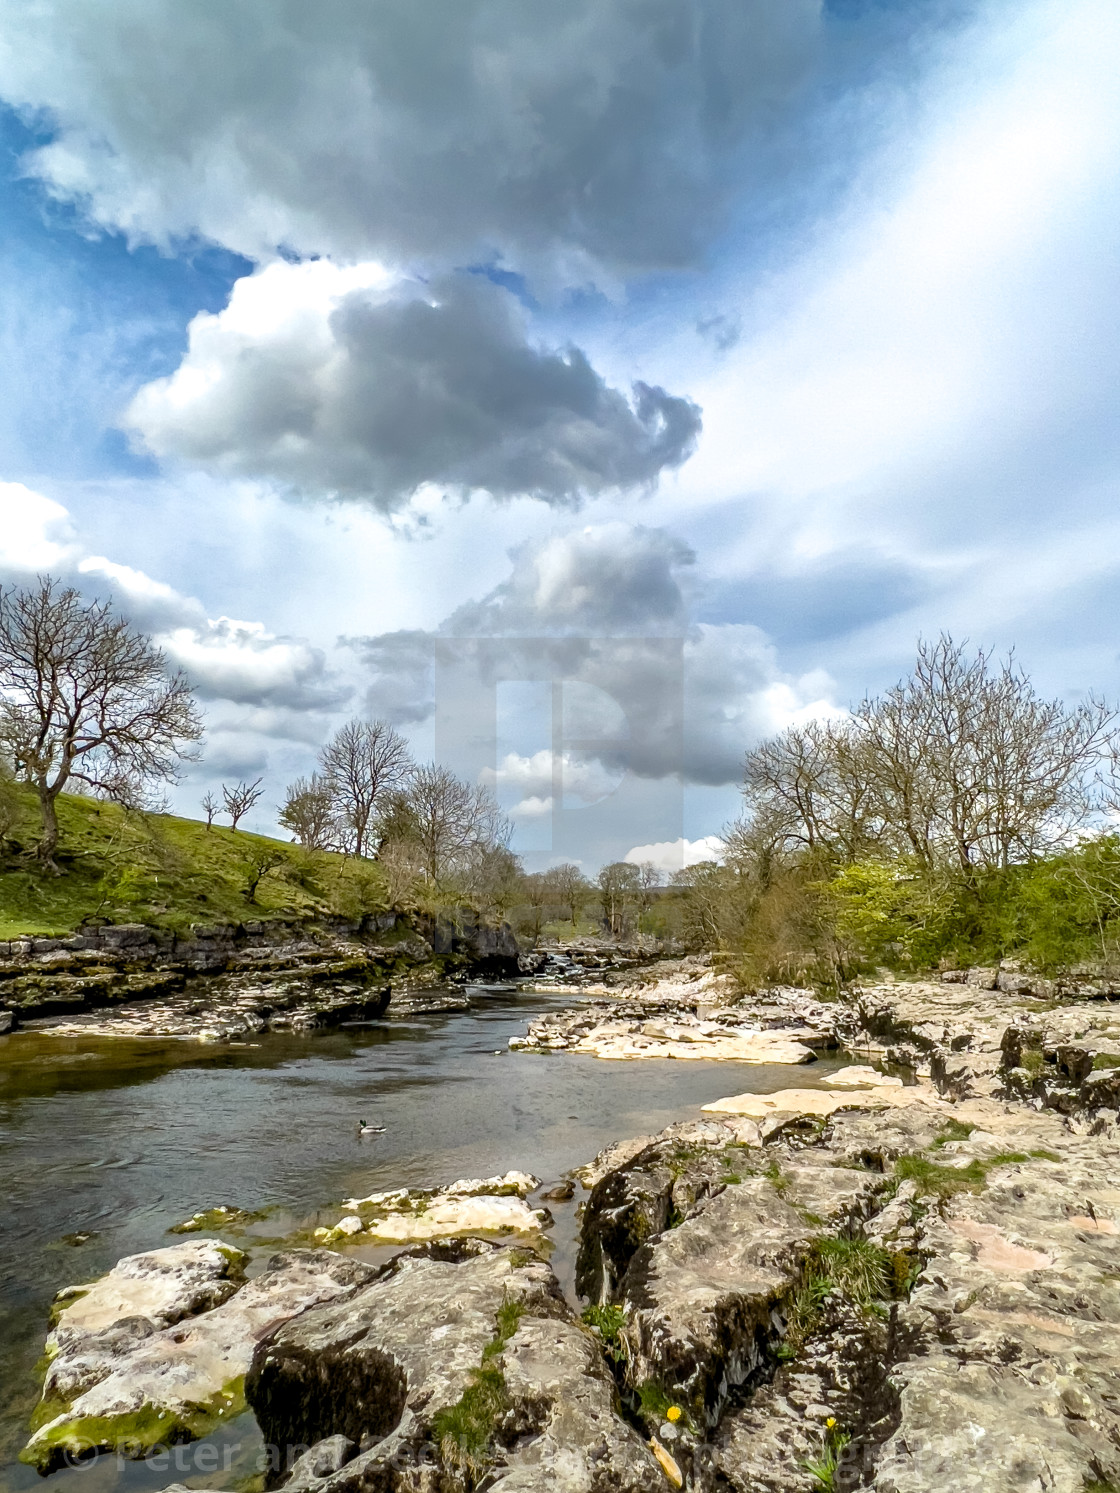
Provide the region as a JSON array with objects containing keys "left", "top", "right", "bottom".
[
  {"left": 22, "top": 1377, "right": 247, "bottom": 1471},
  {"left": 1020, "top": 1047, "right": 1046, "bottom": 1079},
  {"left": 22, "top": 1406, "right": 201, "bottom": 1471},
  {"left": 431, "top": 1293, "right": 524, "bottom": 1477},
  {"left": 48, "top": 1287, "right": 88, "bottom": 1327},
  {"left": 1029, "top": 1148, "right": 1062, "bottom": 1162},
  {"left": 764, "top": 1160, "right": 791, "bottom": 1196},
  {"left": 1092, "top": 1053, "right": 1120, "bottom": 1070},
  {"left": 168, "top": 1205, "right": 267, "bottom": 1235}
]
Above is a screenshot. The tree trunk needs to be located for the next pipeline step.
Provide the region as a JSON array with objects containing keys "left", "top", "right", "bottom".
[{"left": 35, "top": 781, "right": 60, "bottom": 865}]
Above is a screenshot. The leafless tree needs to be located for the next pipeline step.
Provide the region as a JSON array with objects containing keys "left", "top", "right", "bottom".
[
  {"left": 201, "top": 790, "right": 218, "bottom": 829},
  {"left": 461, "top": 843, "right": 523, "bottom": 921},
  {"left": 543, "top": 862, "right": 592, "bottom": 928},
  {"left": 521, "top": 871, "right": 551, "bottom": 942},
  {"left": 376, "top": 837, "right": 424, "bottom": 910},
  {"left": 0, "top": 577, "right": 201, "bottom": 864},
  {"left": 597, "top": 861, "right": 641, "bottom": 936},
  {"left": 222, "top": 777, "right": 264, "bottom": 831},
  {"left": 742, "top": 636, "right": 1117, "bottom": 874},
  {"left": 386, "top": 764, "right": 509, "bottom": 882},
  {"left": 278, "top": 774, "right": 337, "bottom": 850},
  {"left": 319, "top": 718, "right": 412, "bottom": 857}
]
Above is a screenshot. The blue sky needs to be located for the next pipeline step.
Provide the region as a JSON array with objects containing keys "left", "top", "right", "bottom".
[{"left": 0, "top": 0, "right": 1117, "bottom": 871}]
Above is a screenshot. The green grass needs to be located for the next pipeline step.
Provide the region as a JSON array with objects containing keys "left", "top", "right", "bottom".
[
  {"left": 431, "top": 1294, "right": 525, "bottom": 1477},
  {"left": 582, "top": 1303, "right": 627, "bottom": 1363},
  {"left": 778, "top": 1235, "right": 908, "bottom": 1362},
  {"left": 894, "top": 1154, "right": 988, "bottom": 1201},
  {"left": 0, "top": 784, "right": 394, "bottom": 936},
  {"left": 930, "top": 1119, "right": 975, "bottom": 1148}
]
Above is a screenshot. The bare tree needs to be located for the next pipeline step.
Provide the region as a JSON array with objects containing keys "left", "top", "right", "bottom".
[
  {"left": 222, "top": 777, "right": 264, "bottom": 830},
  {"left": 278, "top": 774, "right": 337, "bottom": 850},
  {"left": 742, "top": 636, "right": 1117, "bottom": 874},
  {"left": 543, "top": 862, "right": 592, "bottom": 928},
  {"left": 319, "top": 718, "right": 412, "bottom": 857},
  {"left": 597, "top": 861, "right": 641, "bottom": 937},
  {"left": 386, "top": 764, "right": 508, "bottom": 882},
  {"left": 521, "top": 871, "right": 551, "bottom": 942},
  {"left": 0, "top": 577, "right": 201, "bottom": 864},
  {"left": 201, "top": 790, "right": 218, "bottom": 829}
]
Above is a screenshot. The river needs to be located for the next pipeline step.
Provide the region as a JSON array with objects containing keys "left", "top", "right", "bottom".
[{"left": 0, "top": 981, "right": 845, "bottom": 1493}]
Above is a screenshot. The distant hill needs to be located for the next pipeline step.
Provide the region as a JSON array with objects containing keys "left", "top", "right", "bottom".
[{"left": 0, "top": 787, "right": 386, "bottom": 938}]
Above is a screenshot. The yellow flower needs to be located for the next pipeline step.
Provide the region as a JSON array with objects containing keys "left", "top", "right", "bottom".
[
  {"left": 826, "top": 1417, "right": 837, "bottom": 1430},
  {"left": 666, "top": 1406, "right": 682, "bottom": 1423}
]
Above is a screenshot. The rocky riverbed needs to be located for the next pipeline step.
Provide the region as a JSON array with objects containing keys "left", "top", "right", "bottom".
[{"left": 18, "top": 958, "right": 1120, "bottom": 1491}]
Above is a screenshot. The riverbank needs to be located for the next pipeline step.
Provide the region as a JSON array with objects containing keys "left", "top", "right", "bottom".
[{"left": 13, "top": 959, "right": 1120, "bottom": 1491}]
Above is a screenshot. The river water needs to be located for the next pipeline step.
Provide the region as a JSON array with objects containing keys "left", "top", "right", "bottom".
[{"left": 0, "top": 982, "right": 845, "bottom": 1493}]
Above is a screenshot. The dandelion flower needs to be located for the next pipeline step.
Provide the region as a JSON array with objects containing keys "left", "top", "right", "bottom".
[{"left": 666, "top": 1406, "right": 682, "bottom": 1423}]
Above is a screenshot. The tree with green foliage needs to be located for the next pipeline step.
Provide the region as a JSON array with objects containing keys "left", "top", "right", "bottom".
[{"left": 0, "top": 577, "right": 202, "bottom": 865}]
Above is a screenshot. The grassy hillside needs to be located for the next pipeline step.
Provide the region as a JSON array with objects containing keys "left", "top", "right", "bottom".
[{"left": 0, "top": 786, "right": 390, "bottom": 938}]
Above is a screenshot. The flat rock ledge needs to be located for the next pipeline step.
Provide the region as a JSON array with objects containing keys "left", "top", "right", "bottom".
[
  {"left": 571, "top": 1078, "right": 1120, "bottom": 1490},
  {"left": 315, "top": 1172, "right": 550, "bottom": 1245},
  {"left": 22, "top": 1241, "right": 373, "bottom": 1473}
]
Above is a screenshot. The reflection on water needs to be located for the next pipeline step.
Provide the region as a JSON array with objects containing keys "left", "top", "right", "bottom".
[{"left": 0, "top": 983, "right": 844, "bottom": 1493}]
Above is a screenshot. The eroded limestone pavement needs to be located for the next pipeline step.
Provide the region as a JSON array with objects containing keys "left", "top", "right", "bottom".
[{"left": 23, "top": 961, "right": 1120, "bottom": 1491}]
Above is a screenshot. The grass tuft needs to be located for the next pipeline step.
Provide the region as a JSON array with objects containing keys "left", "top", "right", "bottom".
[
  {"left": 432, "top": 1292, "right": 524, "bottom": 1476},
  {"left": 894, "top": 1154, "right": 988, "bottom": 1200}
]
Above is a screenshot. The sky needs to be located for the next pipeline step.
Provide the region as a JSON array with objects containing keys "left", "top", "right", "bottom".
[{"left": 0, "top": 0, "right": 1118, "bottom": 873}]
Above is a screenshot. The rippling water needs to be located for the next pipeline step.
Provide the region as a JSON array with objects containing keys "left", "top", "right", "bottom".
[{"left": 0, "top": 983, "right": 844, "bottom": 1493}]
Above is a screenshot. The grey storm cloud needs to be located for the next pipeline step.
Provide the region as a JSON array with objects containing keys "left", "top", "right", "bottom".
[
  {"left": 128, "top": 275, "right": 702, "bottom": 508},
  {"left": 351, "top": 523, "right": 829, "bottom": 786},
  {"left": 0, "top": 0, "right": 821, "bottom": 276}
]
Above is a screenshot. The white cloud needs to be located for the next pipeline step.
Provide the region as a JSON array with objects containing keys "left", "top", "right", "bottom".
[
  {"left": 0, "top": 0, "right": 820, "bottom": 278},
  {"left": 625, "top": 835, "right": 725, "bottom": 874},
  {"left": 126, "top": 265, "right": 700, "bottom": 510},
  {"left": 0, "top": 484, "right": 79, "bottom": 572}
]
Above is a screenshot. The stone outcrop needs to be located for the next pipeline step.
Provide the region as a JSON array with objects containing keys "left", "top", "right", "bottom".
[
  {"left": 574, "top": 1054, "right": 1120, "bottom": 1492},
  {"left": 246, "top": 1240, "right": 661, "bottom": 1492},
  {"left": 511, "top": 1006, "right": 829, "bottom": 1063},
  {"left": 23, "top": 1244, "right": 374, "bottom": 1472},
  {"left": 1, "top": 911, "right": 523, "bottom": 1035}
]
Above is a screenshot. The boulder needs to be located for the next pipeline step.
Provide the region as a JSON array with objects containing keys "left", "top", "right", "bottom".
[
  {"left": 246, "top": 1242, "right": 659, "bottom": 1491},
  {"left": 23, "top": 1247, "right": 372, "bottom": 1472}
]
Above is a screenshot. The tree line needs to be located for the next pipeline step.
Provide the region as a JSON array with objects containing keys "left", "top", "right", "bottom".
[
  {"left": 675, "top": 636, "right": 1120, "bottom": 980},
  {"left": 0, "top": 575, "right": 667, "bottom": 936}
]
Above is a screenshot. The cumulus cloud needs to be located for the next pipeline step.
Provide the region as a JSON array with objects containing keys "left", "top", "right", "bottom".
[
  {"left": 0, "top": 484, "right": 348, "bottom": 721},
  {"left": 127, "top": 267, "right": 700, "bottom": 509},
  {"left": 353, "top": 521, "right": 838, "bottom": 788},
  {"left": 481, "top": 749, "right": 626, "bottom": 819},
  {"left": 0, "top": 0, "right": 819, "bottom": 276},
  {"left": 625, "top": 835, "right": 725, "bottom": 873}
]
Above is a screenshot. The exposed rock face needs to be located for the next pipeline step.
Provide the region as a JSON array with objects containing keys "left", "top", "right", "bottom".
[
  {"left": 246, "top": 1241, "right": 659, "bottom": 1492},
  {"left": 23, "top": 1245, "right": 373, "bottom": 1472},
  {"left": 0, "top": 911, "right": 522, "bottom": 1033},
  {"left": 574, "top": 1059, "right": 1120, "bottom": 1493}
]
